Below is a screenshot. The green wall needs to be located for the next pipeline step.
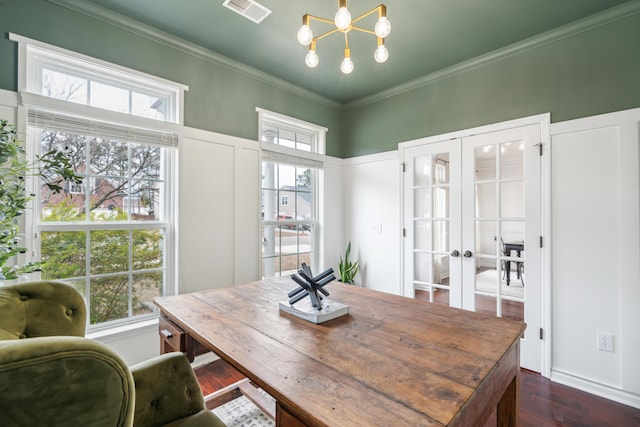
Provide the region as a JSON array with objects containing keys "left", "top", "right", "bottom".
[
  {"left": 1, "top": 1, "right": 638, "bottom": 158},
  {"left": 0, "top": 0, "right": 344, "bottom": 155},
  {"left": 342, "top": 12, "right": 640, "bottom": 157}
]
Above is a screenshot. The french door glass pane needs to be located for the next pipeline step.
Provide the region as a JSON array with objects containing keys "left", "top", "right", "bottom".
[
  {"left": 432, "top": 220, "right": 449, "bottom": 252},
  {"left": 414, "top": 155, "right": 432, "bottom": 186},
  {"left": 432, "top": 187, "right": 449, "bottom": 218},
  {"left": 475, "top": 220, "right": 497, "bottom": 256},
  {"left": 414, "top": 220, "right": 430, "bottom": 251},
  {"left": 475, "top": 182, "right": 496, "bottom": 218},
  {"left": 414, "top": 252, "right": 431, "bottom": 283},
  {"left": 475, "top": 145, "right": 497, "bottom": 180},
  {"left": 500, "top": 181, "right": 525, "bottom": 217},
  {"left": 500, "top": 142, "right": 524, "bottom": 179},
  {"left": 414, "top": 188, "right": 432, "bottom": 218}
]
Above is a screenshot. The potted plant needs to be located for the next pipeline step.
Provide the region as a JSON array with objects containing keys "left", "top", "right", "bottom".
[
  {"left": 338, "top": 241, "right": 359, "bottom": 285},
  {"left": 0, "top": 119, "right": 82, "bottom": 281}
]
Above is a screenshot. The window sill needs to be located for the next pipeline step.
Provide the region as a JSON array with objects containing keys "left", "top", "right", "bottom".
[{"left": 86, "top": 317, "right": 159, "bottom": 341}]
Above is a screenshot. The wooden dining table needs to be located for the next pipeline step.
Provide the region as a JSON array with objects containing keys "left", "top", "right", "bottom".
[{"left": 154, "top": 278, "right": 526, "bottom": 426}]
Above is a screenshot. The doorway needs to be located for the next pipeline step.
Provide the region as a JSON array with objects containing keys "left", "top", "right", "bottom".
[{"left": 400, "top": 115, "right": 548, "bottom": 372}]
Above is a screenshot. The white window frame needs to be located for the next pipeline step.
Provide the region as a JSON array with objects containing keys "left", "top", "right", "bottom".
[
  {"left": 12, "top": 33, "right": 187, "bottom": 332},
  {"left": 257, "top": 108, "right": 327, "bottom": 278}
]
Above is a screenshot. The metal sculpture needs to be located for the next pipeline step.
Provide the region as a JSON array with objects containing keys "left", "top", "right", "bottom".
[{"left": 288, "top": 263, "right": 336, "bottom": 310}]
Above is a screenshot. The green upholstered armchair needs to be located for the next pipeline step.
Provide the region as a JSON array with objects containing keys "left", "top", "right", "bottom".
[{"left": 0, "top": 281, "right": 225, "bottom": 427}]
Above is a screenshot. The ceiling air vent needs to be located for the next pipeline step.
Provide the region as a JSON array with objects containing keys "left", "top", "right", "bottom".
[{"left": 222, "top": 0, "right": 272, "bottom": 24}]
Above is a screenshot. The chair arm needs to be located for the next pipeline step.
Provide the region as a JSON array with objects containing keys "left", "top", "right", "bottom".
[{"left": 130, "top": 352, "right": 225, "bottom": 427}]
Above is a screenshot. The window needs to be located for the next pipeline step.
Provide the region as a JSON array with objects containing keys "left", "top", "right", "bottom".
[
  {"left": 257, "top": 108, "right": 326, "bottom": 278},
  {"left": 13, "top": 34, "right": 187, "bottom": 330}
]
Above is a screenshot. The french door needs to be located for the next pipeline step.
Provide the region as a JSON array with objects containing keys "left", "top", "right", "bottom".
[{"left": 401, "top": 121, "right": 543, "bottom": 372}]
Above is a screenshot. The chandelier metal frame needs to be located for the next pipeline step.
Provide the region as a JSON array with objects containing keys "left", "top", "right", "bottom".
[{"left": 297, "top": 0, "right": 390, "bottom": 74}]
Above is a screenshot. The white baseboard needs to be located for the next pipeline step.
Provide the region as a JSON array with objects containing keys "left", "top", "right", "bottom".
[{"left": 551, "top": 369, "right": 640, "bottom": 410}]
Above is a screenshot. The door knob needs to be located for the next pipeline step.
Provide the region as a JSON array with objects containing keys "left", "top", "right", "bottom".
[
  {"left": 451, "top": 250, "right": 460, "bottom": 257},
  {"left": 463, "top": 250, "right": 473, "bottom": 257}
]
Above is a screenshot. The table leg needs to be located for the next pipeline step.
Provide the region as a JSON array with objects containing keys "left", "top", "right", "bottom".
[
  {"left": 505, "top": 260, "right": 511, "bottom": 286},
  {"left": 496, "top": 373, "right": 519, "bottom": 427}
]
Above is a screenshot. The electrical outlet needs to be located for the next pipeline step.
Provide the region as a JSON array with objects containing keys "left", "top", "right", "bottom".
[
  {"left": 368, "top": 224, "right": 382, "bottom": 235},
  {"left": 597, "top": 332, "right": 614, "bottom": 352}
]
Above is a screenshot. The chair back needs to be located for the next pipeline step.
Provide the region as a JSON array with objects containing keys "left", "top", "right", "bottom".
[
  {"left": 0, "top": 280, "right": 86, "bottom": 340},
  {"left": 0, "top": 336, "right": 135, "bottom": 427}
]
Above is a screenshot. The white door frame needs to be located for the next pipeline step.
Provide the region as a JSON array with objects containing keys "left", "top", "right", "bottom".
[{"left": 399, "top": 113, "right": 551, "bottom": 378}]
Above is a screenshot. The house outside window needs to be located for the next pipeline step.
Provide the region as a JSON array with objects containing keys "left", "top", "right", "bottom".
[
  {"left": 257, "top": 108, "right": 326, "bottom": 278},
  {"left": 13, "top": 34, "right": 187, "bottom": 330}
]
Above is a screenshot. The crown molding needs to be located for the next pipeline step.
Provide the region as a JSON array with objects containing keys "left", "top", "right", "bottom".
[
  {"left": 48, "top": 0, "right": 341, "bottom": 109},
  {"left": 346, "top": 1, "right": 640, "bottom": 108},
  {"left": 48, "top": 0, "right": 640, "bottom": 110}
]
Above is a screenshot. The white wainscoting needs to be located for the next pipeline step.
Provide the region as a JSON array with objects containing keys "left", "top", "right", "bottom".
[
  {"left": 550, "top": 107, "right": 640, "bottom": 408},
  {"left": 342, "top": 150, "right": 401, "bottom": 295}
]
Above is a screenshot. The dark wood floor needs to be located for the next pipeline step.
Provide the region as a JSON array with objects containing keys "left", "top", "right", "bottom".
[{"left": 195, "top": 358, "right": 640, "bottom": 427}]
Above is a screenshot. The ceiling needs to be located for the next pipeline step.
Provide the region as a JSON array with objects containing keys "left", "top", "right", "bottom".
[{"left": 85, "top": 0, "right": 629, "bottom": 104}]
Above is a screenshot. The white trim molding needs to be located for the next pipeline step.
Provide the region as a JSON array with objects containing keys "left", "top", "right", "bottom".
[
  {"left": 347, "top": 1, "right": 640, "bottom": 107},
  {"left": 47, "top": 0, "right": 341, "bottom": 108}
]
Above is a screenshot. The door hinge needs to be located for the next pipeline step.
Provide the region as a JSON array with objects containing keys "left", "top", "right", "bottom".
[
  {"left": 535, "top": 142, "right": 543, "bottom": 156},
  {"left": 539, "top": 328, "right": 543, "bottom": 340},
  {"left": 401, "top": 162, "right": 406, "bottom": 172},
  {"left": 539, "top": 236, "right": 543, "bottom": 248},
  {"left": 403, "top": 228, "right": 406, "bottom": 237}
]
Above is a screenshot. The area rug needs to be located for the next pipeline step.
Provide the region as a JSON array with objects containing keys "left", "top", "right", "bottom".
[
  {"left": 475, "top": 268, "right": 524, "bottom": 299},
  {"left": 212, "top": 395, "right": 275, "bottom": 427}
]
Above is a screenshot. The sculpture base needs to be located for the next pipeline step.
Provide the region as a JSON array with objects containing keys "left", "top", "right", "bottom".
[{"left": 279, "top": 299, "right": 349, "bottom": 324}]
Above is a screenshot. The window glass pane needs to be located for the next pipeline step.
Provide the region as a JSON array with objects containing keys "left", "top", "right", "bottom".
[
  {"left": 129, "top": 180, "right": 161, "bottom": 220},
  {"left": 132, "top": 271, "right": 162, "bottom": 316},
  {"left": 90, "top": 81, "right": 130, "bottom": 114},
  {"left": 296, "top": 132, "right": 312, "bottom": 152},
  {"left": 90, "top": 229, "right": 129, "bottom": 275},
  {"left": 278, "top": 190, "right": 295, "bottom": 220},
  {"left": 90, "top": 275, "right": 129, "bottom": 324},
  {"left": 90, "top": 178, "right": 128, "bottom": 221},
  {"left": 42, "top": 68, "right": 87, "bottom": 104},
  {"left": 132, "top": 92, "right": 167, "bottom": 121},
  {"left": 276, "top": 128, "right": 296, "bottom": 148},
  {"left": 132, "top": 229, "right": 163, "bottom": 270},
  {"left": 41, "top": 231, "right": 87, "bottom": 278}
]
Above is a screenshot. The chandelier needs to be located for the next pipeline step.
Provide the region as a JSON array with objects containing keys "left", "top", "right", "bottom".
[{"left": 296, "top": 0, "right": 391, "bottom": 74}]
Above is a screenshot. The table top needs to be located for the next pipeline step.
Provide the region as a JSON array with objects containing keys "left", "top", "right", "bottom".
[{"left": 155, "top": 278, "right": 526, "bottom": 426}]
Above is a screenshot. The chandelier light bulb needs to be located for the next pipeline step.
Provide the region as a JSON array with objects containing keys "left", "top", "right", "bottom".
[
  {"left": 305, "top": 49, "right": 319, "bottom": 68},
  {"left": 341, "top": 57, "right": 354, "bottom": 74},
  {"left": 375, "top": 17, "right": 391, "bottom": 38},
  {"left": 335, "top": 7, "right": 352, "bottom": 30},
  {"left": 374, "top": 44, "right": 389, "bottom": 63},
  {"left": 297, "top": 25, "right": 313, "bottom": 46}
]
